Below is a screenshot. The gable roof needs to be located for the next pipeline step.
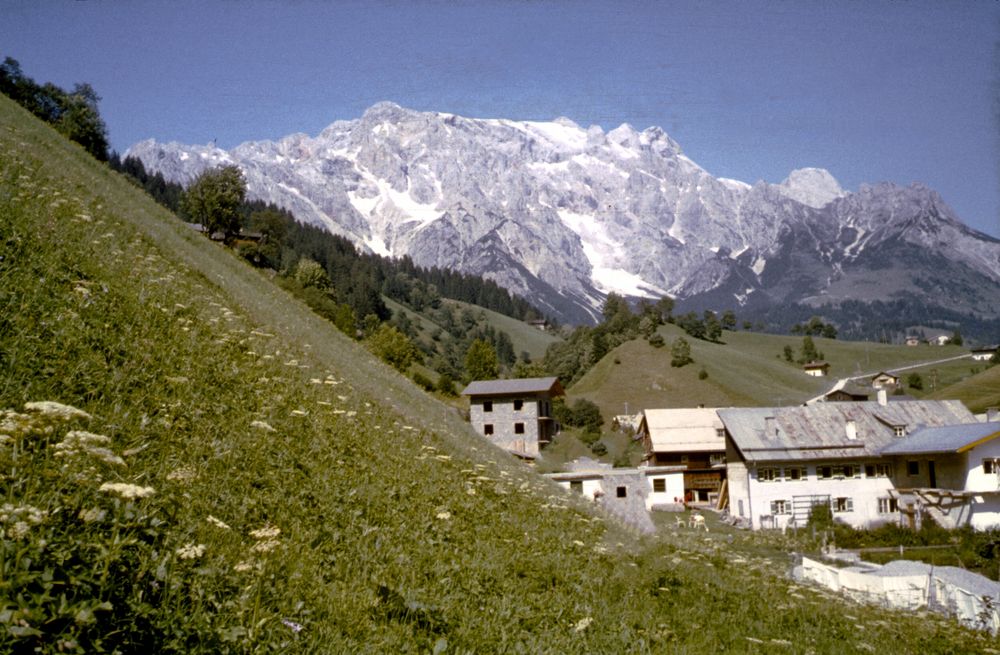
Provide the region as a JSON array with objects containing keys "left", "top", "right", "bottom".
[
  {"left": 880, "top": 422, "right": 1000, "bottom": 455},
  {"left": 640, "top": 408, "right": 726, "bottom": 453},
  {"left": 719, "top": 400, "right": 977, "bottom": 463},
  {"left": 461, "top": 377, "right": 564, "bottom": 397}
]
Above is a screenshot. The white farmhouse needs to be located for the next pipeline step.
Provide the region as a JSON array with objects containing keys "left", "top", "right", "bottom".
[{"left": 719, "top": 398, "right": 985, "bottom": 530}]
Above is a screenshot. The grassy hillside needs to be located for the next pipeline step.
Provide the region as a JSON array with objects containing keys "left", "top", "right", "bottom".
[
  {"left": 442, "top": 299, "right": 560, "bottom": 361},
  {"left": 571, "top": 324, "right": 975, "bottom": 418},
  {"left": 930, "top": 363, "right": 1000, "bottom": 413},
  {"left": 1, "top": 94, "right": 993, "bottom": 653}
]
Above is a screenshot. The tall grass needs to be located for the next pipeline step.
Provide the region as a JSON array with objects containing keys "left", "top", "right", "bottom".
[{"left": 1, "top": 95, "right": 996, "bottom": 652}]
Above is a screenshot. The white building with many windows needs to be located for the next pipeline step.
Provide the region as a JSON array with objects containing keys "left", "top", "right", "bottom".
[{"left": 719, "top": 399, "right": 989, "bottom": 530}]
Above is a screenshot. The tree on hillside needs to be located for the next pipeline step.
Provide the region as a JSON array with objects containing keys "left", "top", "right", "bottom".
[
  {"left": 367, "top": 324, "right": 420, "bottom": 372},
  {"left": 704, "top": 310, "right": 723, "bottom": 342},
  {"left": 465, "top": 339, "right": 499, "bottom": 381},
  {"left": 906, "top": 372, "right": 924, "bottom": 391},
  {"left": 721, "top": 310, "right": 737, "bottom": 331},
  {"left": 671, "top": 337, "right": 693, "bottom": 368},
  {"left": 293, "top": 257, "right": 331, "bottom": 291},
  {"left": 799, "top": 335, "right": 820, "bottom": 363},
  {"left": 182, "top": 165, "right": 246, "bottom": 242},
  {"left": 950, "top": 329, "right": 963, "bottom": 346}
]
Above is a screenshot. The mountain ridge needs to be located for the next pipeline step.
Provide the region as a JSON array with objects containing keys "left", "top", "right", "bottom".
[{"left": 126, "top": 102, "right": 1000, "bottom": 325}]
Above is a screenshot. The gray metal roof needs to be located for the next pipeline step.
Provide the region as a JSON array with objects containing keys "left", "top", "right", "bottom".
[
  {"left": 719, "top": 400, "right": 976, "bottom": 463},
  {"left": 461, "top": 377, "right": 564, "bottom": 397},
  {"left": 880, "top": 422, "right": 1000, "bottom": 455}
]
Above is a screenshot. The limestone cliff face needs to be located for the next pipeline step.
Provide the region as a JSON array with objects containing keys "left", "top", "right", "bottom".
[{"left": 127, "top": 102, "right": 1000, "bottom": 324}]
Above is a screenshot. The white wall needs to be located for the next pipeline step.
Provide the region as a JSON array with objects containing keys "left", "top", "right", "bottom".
[
  {"left": 739, "top": 462, "right": 897, "bottom": 530},
  {"left": 645, "top": 472, "right": 685, "bottom": 509},
  {"left": 556, "top": 478, "right": 603, "bottom": 501}
]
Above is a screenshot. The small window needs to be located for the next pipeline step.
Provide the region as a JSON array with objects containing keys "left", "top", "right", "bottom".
[
  {"left": 907, "top": 460, "right": 920, "bottom": 476},
  {"left": 840, "top": 465, "right": 859, "bottom": 479},
  {"left": 483, "top": 401, "right": 493, "bottom": 413},
  {"left": 716, "top": 428, "right": 725, "bottom": 439},
  {"left": 832, "top": 497, "right": 853, "bottom": 513},
  {"left": 652, "top": 478, "right": 666, "bottom": 493},
  {"left": 483, "top": 424, "right": 494, "bottom": 435},
  {"left": 984, "top": 459, "right": 996, "bottom": 475},
  {"left": 514, "top": 422, "right": 525, "bottom": 435},
  {"left": 894, "top": 426, "right": 906, "bottom": 437},
  {"left": 570, "top": 480, "right": 583, "bottom": 494},
  {"left": 878, "top": 497, "right": 898, "bottom": 513},
  {"left": 616, "top": 486, "right": 627, "bottom": 498},
  {"left": 513, "top": 399, "right": 524, "bottom": 411},
  {"left": 817, "top": 465, "right": 833, "bottom": 480},
  {"left": 865, "top": 464, "right": 875, "bottom": 478},
  {"left": 680, "top": 455, "right": 689, "bottom": 464},
  {"left": 710, "top": 453, "right": 725, "bottom": 466},
  {"left": 770, "top": 500, "right": 790, "bottom": 515},
  {"left": 758, "top": 467, "right": 780, "bottom": 482},
  {"left": 876, "top": 464, "right": 892, "bottom": 477},
  {"left": 785, "top": 467, "right": 804, "bottom": 481}
]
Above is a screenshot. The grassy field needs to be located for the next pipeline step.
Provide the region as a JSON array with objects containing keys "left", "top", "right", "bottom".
[
  {"left": 2, "top": 94, "right": 996, "bottom": 652},
  {"left": 930, "top": 363, "right": 1000, "bottom": 414},
  {"left": 571, "top": 323, "right": 979, "bottom": 420}
]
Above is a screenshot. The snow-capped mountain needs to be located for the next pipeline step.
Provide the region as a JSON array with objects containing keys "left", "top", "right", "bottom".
[{"left": 126, "top": 102, "right": 1000, "bottom": 325}]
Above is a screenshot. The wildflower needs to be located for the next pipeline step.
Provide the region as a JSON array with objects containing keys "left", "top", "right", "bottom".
[
  {"left": 9, "top": 522, "right": 30, "bottom": 539},
  {"left": 207, "top": 515, "right": 231, "bottom": 530},
  {"left": 165, "top": 376, "right": 189, "bottom": 385},
  {"left": 78, "top": 507, "right": 107, "bottom": 523},
  {"left": 234, "top": 561, "right": 255, "bottom": 573},
  {"left": 23, "top": 401, "right": 91, "bottom": 422},
  {"left": 250, "top": 420, "right": 276, "bottom": 432},
  {"left": 176, "top": 543, "right": 206, "bottom": 560},
  {"left": 52, "top": 431, "right": 125, "bottom": 466},
  {"left": 250, "top": 525, "right": 281, "bottom": 540},
  {"left": 573, "top": 617, "right": 593, "bottom": 633},
  {"left": 166, "top": 467, "right": 196, "bottom": 483},
  {"left": 281, "top": 618, "right": 304, "bottom": 633},
  {"left": 290, "top": 409, "right": 308, "bottom": 417},
  {"left": 436, "top": 511, "right": 451, "bottom": 521},
  {"left": 251, "top": 539, "right": 280, "bottom": 554},
  {"left": 99, "top": 482, "right": 155, "bottom": 499}
]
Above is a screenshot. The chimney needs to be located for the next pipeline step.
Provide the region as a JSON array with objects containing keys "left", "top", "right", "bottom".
[
  {"left": 988, "top": 407, "right": 999, "bottom": 422},
  {"left": 877, "top": 389, "right": 888, "bottom": 406},
  {"left": 764, "top": 416, "right": 777, "bottom": 438},
  {"left": 845, "top": 419, "right": 857, "bottom": 440}
]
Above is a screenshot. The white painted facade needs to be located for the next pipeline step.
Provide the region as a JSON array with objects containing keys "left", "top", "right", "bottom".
[
  {"left": 729, "top": 460, "right": 898, "bottom": 529},
  {"left": 644, "top": 471, "right": 685, "bottom": 509}
]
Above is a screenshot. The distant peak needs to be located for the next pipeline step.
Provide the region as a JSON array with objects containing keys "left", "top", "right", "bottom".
[
  {"left": 777, "top": 168, "right": 845, "bottom": 208},
  {"left": 361, "top": 101, "right": 412, "bottom": 122}
]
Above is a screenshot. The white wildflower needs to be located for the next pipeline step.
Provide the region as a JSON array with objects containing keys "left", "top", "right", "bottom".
[
  {"left": 165, "top": 376, "right": 189, "bottom": 385},
  {"left": 290, "top": 409, "right": 308, "bottom": 417},
  {"left": 233, "top": 560, "right": 255, "bottom": 573},
  {"left": 52, "top": 431, "right": 125, "bottom": 466},
  {"left": 9, "top": 521, "right": 30, "bottom": 539},
  {"left": 573, "top": 617, "right": 593, "bottom": 633},
  {"left": 206, "top": 515, "right": 231, "bottom": 530},
  {"left": 251, "top": 539, "right": 280, "bottom": 554},
  {"left": 166, "top": 467, "right": 196, "bottom": 483},
  {"left": 250, "top": 525, "right": 281, "bottom": 540},
  {"left": 78, "top": 507, "right": 106, "bottom": 523},
  {"left": 250, "top": 420, "right": 276, "bottom": 432},
  {"left": 281, "top": 618, "right": 304, "bottom": 633},
  {"left": 23, "top": 401, "right": 91, "bottom": 422},
  {"left": 436, "top": 511, "right": 451, "bottom": 521},
  {"left": 176, "top": 543, "right": 206, "bottom": 560},
  {"left": 99, "top": 482, "right": 155, "bottom": 499}
]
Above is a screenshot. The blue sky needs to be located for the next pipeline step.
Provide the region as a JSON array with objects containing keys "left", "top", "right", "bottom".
[{"left": 3, "top": 0, "right": 998, "bottom": 236}]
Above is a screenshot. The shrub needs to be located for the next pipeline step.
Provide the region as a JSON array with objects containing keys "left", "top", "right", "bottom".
[
  {"left": 590, "top": 441, "right": 608, "bottom": 456},
  {"left": 698, "top": 367, "right": 708, "bottom": 380},
  {"left": 648, "top": 334, "right": 665, "bottom": 348},
  {"left": 412, "top": 372, "right": 435, "bottom": 391}
]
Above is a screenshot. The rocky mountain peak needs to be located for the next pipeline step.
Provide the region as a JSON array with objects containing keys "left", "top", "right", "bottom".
[{"left": 125, "top": 102, "right": 1000, "bottom": 325}]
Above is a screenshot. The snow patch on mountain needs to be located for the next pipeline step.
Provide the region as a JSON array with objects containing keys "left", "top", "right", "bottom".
[{"left": 777, "top": 168, "right": 845, "bottom": 208}]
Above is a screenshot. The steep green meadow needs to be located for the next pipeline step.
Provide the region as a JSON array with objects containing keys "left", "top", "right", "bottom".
[
  {"left": 1, "top": 95, "right": 993, "bottom": 652},
  {"left": 930, "top": 363, "right": 1000, "bottom": 413},
  {"left": 571, "top": 324, "right": 976, "bottom": 418}
]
